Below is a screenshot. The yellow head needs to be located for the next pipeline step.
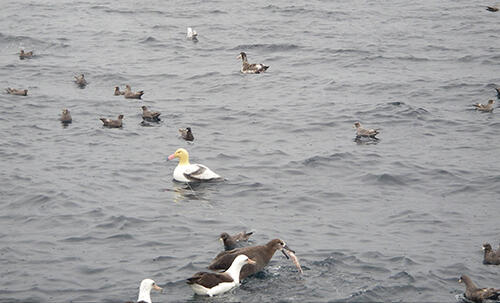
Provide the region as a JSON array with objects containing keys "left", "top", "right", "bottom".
[{"left": 167, "top": 148, "right": 190, "bottom": 165}]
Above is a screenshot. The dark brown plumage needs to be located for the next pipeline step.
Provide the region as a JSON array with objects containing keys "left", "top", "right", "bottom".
[
  {"left": 220, "top": 231, "right": 253, "bottom": 251},
  {"left": 100, "top": 114, "right": 123, "bottom": 128},
  {"left": 141, "top": 106, "right": 161, "bottom": 122},
  {"left": 208, "top": 238, "right": 293, "bottom": 280},
  {"left": 187, "top": 271, "right": 234, "bottom": 288},
  {"left": 238, "top": 52, "right": 269, "bottom": 74},
  {"left": 486, "top": 6, "right": 499, "bottom": 12},
  {"left": 74, "top": 74, "right": 87, "bottom": 87},
  {"left": 495, "top": 87, "right": 500, "bottom": 98},
  {"left": 459, "top": 274, "right": 500, "bottom": 303},
  {"left": 19, "top": 49, "right": 33, "bottom": 59},
  {"left": 178, "top": 127, "right": 194, "bottom": 141},
  {"left": 124, "top": 85, "right": 144, "bottom": 99},
  {"left": 482, "top": 243, "right": 500, "bottom": 265},
  {"left": 5, "top": 88, "right": 28, "bottom": 96},
  {"left": 114, "top": 86, "right": 125, "bottom": 96}
]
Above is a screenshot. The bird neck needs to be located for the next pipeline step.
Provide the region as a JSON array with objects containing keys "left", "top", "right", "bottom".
[
  {"left": 178, "top": 154, "right": 190, "bottom": 166},
  {"left": 463, "top": 276, "right": 478, "bottom": 290},
  {"left": 225, "top": 260, "right": 245, "bottom": 284},
  {"left": 137, "top": 287, "right": 152, "bottom": 303}
]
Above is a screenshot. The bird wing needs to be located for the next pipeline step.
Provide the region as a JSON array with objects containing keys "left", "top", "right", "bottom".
[
  {"left": 183, "top": 164, "right": 218, "bottom": 181},
  {"left": 233, "top": 231, "right": 253, "bottom": 242},
  {"left": 187, "top": 272, "right": 233, "bottom": 288}
]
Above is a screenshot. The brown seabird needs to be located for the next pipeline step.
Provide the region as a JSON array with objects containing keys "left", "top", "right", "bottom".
[
  {"left": 19, "top": 49, "right": 33, "bottom": 59},
  {"left": 60, "top": 109, "right": 72, "bottom": 124},
  {"left": 114, "top": 86, "right": 125, "bottom": 96},
  {"left": 178, "top": 127, "right": 194, "bottom": 141},
  {"left": 473, "top": 100, "right": 494, "bottom": 112},
  {"left": 208, "top": 238, "right": 295, "bottom": 280},
  {"left": 187, "top": 254, "right": 255, "bottom": 297},
  {"left": 74, "top": 74, "right": 87, "bottom": 87},
  {"left": 354, "top": 122, "right": 379, "bottom": 138},
  {"left": 482, "top": 243, "right": 500, "bottom": 265},
  {"left": 141, "top": 106, "right": 161, "bottom": 122},
  {"left": 100, "top": 114, "right": 123, "bottom": 128},
  {"left": 237, "top": 52, "right": 269, "bottom": 74},
  {"left": 5, "top": 88, "right": 28, "bottom": 96},
  {"left": 124, "top": 84, "right": 144, "bottom": 99},
  {"left": 220, "top": 231, "right": 253, "bottom": 251},
  {"left": 458, "top": 274, "right": 500, "bottom": 303}
]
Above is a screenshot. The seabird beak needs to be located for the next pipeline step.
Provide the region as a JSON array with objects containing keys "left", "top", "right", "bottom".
[
  {"left": 153, "top": 284, "right": 163, "bottom": 292},
  {"left": 167, "top": 154, "right": 175, "bottom": 161},
  {"left": 283, "top": 244, "right": 295, "bottom": 254},
  {"left": 247, "top": 258, "right": 256, "bottom": 265},
  {"left": 219, "top": 237, "right": 223, "bottom": 243},
  {"left": 237, "top": 54, "right": 241, "bottom": 59},
  {"left": 458, "top": 278, "right": 462, "bottom": 283},
  {"left": 281, "top": 249, "right": 290, "bottom": 259}
]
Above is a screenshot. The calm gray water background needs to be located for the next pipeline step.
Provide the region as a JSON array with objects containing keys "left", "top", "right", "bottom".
[{"left": 1, "top": 0, "right": 499, "bottom": 302}]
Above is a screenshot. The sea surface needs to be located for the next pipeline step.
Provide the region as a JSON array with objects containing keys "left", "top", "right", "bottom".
[{"left": 1, "top": 0, "right": 499, "bottom": 302}]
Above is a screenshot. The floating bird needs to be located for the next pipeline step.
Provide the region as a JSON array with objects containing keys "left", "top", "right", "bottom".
[
  {"left": 141, "top": 106, "right": 161, "bottom": 122},
  {"left": 354, "top": 122, "right": 379, "bottom": 138},
  {"left": 473, "top": 100, "right": 494, "bottom": 112},
  {"left": 220, "top": 231, "right": 253, "bottom": 251},
  {"left": 114, "top": 86, "right": 125, "bottom": 96},
  {"left": 186, "top": 27, "right": 198, "bottom": 41},
  {"left": 19, "top": 49, "right": 33, "bottom": 59},
  {"left": 486, "top": 6, "right": 499, "bottom": 12},
  {"left": 237, "top": 52, "right": 269, "bottom": 74},
  {"left": 74, "top": 74, "right": 87, "bottom": 87},
  {"left": 100, "top": 114, "right": 123, "bottom": 128},
  {"left": 208, "top": 239, "right": 299, "bottom": 280},
  {"left": 178, "top": 127, "right": 194, "bottom": 141},
  {"left": 167, "top": 148, "right": 221, "bottom": 183},
  {"left": 458, "top": 274, "right": 500, "bottom": 303},
  {"left": 124, "top": 84, "right": 144, "bottom": 99},
  {"left": 126, "top": 279, "right": 162, "bottom": 303},
  {"left": 5, "top": 88, "right": 28, "bottom": 96},
  {"left": 482, "top": 243, "right": 500, "bottom": 265},
  {"left": 187, "top": 254, "right": 255, "bottom": 297},
  {"left": 60, "top": 109, "right": 72, "bottom": 124}
]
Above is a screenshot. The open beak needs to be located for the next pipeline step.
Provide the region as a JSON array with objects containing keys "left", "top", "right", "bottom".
[
  {"left": 247, "top": 258, "right": 256, "bottom": 265},
  {"left": 167, "top": 154, "right": 175, "bottom": 161},
  {"left": 153, "top": 284, "right": 163, "bottom": 292}
]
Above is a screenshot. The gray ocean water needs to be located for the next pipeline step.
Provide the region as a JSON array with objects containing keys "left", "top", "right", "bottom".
[{"left": 1, "top": 0, "right": 500, "bottom": 302}]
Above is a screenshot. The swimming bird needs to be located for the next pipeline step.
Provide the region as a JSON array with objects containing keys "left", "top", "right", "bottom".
[
  {"left": 166, "top": 148, "right": 221, "bottom": 183},
  {"left": 186, "top": 27, "right": 198, "bottom": 41},
  {"left": 178, "top": 127, "right": 194, "bottom": 141},
  {"left": 220, "top": 231, "right": 254, "bottom": 251},
  {"left": 486, "top": 6, "right": 499, "bottom": 11},
  {"left": 187, "top": 255, "right": 255, "bottom": 297},
  {"left": 100, "top": 114, "right": 123, "bottom": 128},
  {"left": 141, "top": 106, "right": 161, "bottom": 122},
  {"left": 237, "top": 52, "right": 269, "bottom": 74},
  {"left": 5, "top": 88, "right": 28, "bottom": 96},
  {"left": 458, "top": 274, "right": 500, "bottom": 303},
  {"left": 114, "top": 86, "right": 125, "bottom": 96},
  {"left": 354, "top": 122, "right": 379, "bottom": 138},
  {"left": 19, "top": 49, "right": 33, "bottom": 59},
  {"left": 482, "top": 243, "right": 500, "bottom": 265},
  {"left": 60, "top": 109, "right": 72, "bottom": 123},
  {"left": 127, "top": 279, "right": 162, "bottom": 303},
  {"left": 124, "top": 85, "right": 144, "bottom": 99},
  {"left": 74, "top": 74, "right": 87, "bottom": 87},
  {"left": 473, "top": 100, "right": 495, "bottom": 112},
  {"left": 208, "top": 239, "right": 295, "bottom": 280}
]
